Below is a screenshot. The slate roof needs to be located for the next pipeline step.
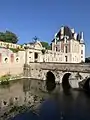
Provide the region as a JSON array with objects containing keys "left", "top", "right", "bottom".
[{"left": 51, "top": 26, "right": 81, "bottom": 42}]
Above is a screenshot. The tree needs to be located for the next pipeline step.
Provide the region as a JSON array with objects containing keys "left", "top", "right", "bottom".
[
  {"left": 41, "top": 41, "right": 51, "bottom": 50},
  {"left": 0, "top": 32, "right": 6, "bottom": 41},
  {"left": 5, "top": 31, "right": 18, "bottom": 44},
  {"left": 0, "top": 30, "right": 18, "bottom": 44}
]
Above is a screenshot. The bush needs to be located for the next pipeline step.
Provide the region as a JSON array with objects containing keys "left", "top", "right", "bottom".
[
  {"left": 0, "top": 74, "right": 11, "bottom": 85},
  {"left": 9, "top": 48, "right": 19, "bottom": 53}
]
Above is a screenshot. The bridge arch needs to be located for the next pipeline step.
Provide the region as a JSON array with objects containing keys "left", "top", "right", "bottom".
[
  {"left": 83, "top": 77, "right": 90, "bottom": 92},
  {"left": 46, "top": 71, "right": 56, "bottom": 92},
  {"left": 62, "top": 73, "right": 71, "bottom": 90}
]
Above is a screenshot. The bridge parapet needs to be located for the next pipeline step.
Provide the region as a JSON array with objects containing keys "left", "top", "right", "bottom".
[{"left": 29, "top": 63, "right": 90, "bottom": 73}]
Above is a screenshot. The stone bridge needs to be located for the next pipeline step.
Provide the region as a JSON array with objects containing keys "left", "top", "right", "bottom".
[{"left": 24, "top": 63, "right": 90, "bottom": 88}]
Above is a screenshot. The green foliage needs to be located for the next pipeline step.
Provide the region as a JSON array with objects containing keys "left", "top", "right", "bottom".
[
  {"left": 9, "top": 48, "right": 19, "bottom": 53},
  {"left": 0, "top": 74, "right": 11, "bottom": 85},
  {"left": 0, "top": 32, "right": 5, "bottom": 41},
  {"left": 9, "top": 47, "right": 24, "bottom": 53},
  {"left": 41, "top": 41, "right": 51, "bottom": 50},
  {"left": 85, "top": 57, "right": 90, "bottom": 63},
  {"left": 0, "top": 74, "right": 11, "bottom": 81},
  {"left": 20, "top": 45, "right": 23, "bottom": 48},
  {"left": 0, "top": 31, "right": 18, "bottom": 44},
  {"left": 41, "top": 49, "right": 46, "bottom": 54}
]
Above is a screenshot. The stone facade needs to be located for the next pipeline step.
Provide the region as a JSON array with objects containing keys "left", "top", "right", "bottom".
[
  {"left": 24, "top": 26, "right": 85, "bottom": 64},
  {"left": 51, "top": 26, "right": 85, "bottom": 63}
]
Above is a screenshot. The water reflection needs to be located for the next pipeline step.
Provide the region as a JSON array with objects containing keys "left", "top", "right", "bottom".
[{"left": 0, "top": 78, "right": 90, "bottom": 120}]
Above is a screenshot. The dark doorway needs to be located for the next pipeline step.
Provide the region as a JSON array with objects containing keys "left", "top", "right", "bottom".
[
  {"left": 34, "top": 52, "right": 38, "bottom": 62},
  {"left": 46, "top": 71, "right": 56, "bottom": 93},
  {"left": 62, "top": 73, "right": 71, "bottom": 93},
  {"left": 34, "top": 52, "right": 38, "bottom": 59},
  {"left": 83, "top": 77, "right": 90, "bottom": 93},
  {"left": 65, "top": 56, "right": 68, "bottom": 62}
]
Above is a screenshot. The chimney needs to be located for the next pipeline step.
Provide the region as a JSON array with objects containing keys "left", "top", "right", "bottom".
[
  {"left": 61, "top": 26, "right": 64, "bottom": 35},
  {"left": 80, "top": 32, "right": 84, "bottom": 43},
  {"left": 71, "top": 28, "right": 74, "bottom": 33},
  {"left": 74, "top": 33, "right": 77, "bottom": 40},
  {"left": 81, "top": 32, "right": 84, "bottom": 40}
]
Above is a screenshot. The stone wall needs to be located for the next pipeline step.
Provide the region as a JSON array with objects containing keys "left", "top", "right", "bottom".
[
  {"left": 0, "top": 48, "right": 25, "bottom": 76},
  {"left": 28, "top": 63, "right": 90, "bottom": 85},
  {"left": 29, "top": 62, "right": 90, "bottom": 72}
]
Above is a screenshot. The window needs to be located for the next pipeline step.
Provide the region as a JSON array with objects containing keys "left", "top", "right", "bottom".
[
  {"left": 65, "top": 46, "right": 68, "bottom": 53},
  {"left": 65, "top": 56, "right": 68, "bottom": 62},
  {"left": 5, "top": 58, "right": 8, "bottom": 63},
  {"left": 56, "top": 47, "right": 58, "bottom": 51},
  {"left": 81, "top": 50, "right": 83, "bottom": 54},
  {"left": 29, "top": 51, "right": 32, "bottom": 54},
  {"left": 16, "top": 58, "right": 19, "bottom": 62}
]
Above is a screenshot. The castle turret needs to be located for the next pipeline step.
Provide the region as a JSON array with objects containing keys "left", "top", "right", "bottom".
[
  {"left": 61, "top": 26, "right": 64, "bottom": 35},
  {"left": 80, "top": 32, "right": 85, "bottom": 62},
  {"left": 74, "top": 33, "right": 77, "bottom": 40}
]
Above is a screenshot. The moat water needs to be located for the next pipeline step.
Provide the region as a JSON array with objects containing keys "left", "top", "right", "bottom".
[{"left": 0, "top": 79, "right": 90, "bottom": 120}]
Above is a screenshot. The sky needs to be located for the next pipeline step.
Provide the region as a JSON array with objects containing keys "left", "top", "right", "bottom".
[{"left": 0, "top": 0, "right": 90, "bottom": 57}]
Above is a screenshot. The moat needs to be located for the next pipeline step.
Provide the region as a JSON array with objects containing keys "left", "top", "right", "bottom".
[{"left": 0, "top": 78, "right": 90, "bottom": 120}]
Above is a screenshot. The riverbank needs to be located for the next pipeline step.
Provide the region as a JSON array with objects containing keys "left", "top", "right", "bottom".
[{"left": 0, "top": 94, "right": 44, "bottom": 120}]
